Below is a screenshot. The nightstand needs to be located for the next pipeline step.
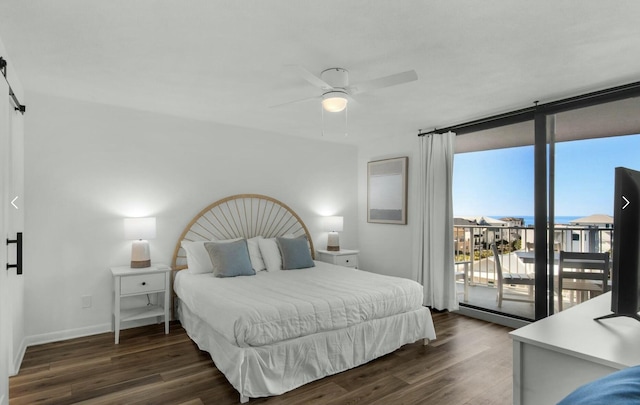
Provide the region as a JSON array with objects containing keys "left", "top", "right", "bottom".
[
  {"left": 316, "top": 249, "right": 359, "bottom": 269},
  {"left": 110, "top": 264, "right": 171, "bottom": 344}
]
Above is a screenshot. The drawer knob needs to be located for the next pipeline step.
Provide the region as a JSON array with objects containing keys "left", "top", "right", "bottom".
[
  {"left": 142, "top": 282, "right": 146, "bottom": 286},
  {"left": 345, "top": 260, "right": 350, "bottom": 263}
]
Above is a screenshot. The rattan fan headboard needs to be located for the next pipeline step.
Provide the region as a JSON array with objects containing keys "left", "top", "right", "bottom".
[{"left": 172, "top": 194, "right": 315, "bottom": 270}]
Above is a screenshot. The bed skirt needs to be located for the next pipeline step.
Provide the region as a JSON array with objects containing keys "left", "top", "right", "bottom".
[{"left": 177, "top": 299, "right": 436, "bottom": 401}]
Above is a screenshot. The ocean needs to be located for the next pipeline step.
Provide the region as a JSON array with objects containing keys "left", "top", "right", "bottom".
[{"left": 504, "top": 215, "right": 582, "bottom": 227}]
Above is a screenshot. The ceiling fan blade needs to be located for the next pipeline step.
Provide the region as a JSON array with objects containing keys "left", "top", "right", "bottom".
[
  {"left": 288, "top": 65, "right": 333, "bottom": 91},
  {"left": 346, "top": 70, "right": 418, "bottom": 95},
  {"left": 269, "top": 94, "right": 320, "bottom": 108}
]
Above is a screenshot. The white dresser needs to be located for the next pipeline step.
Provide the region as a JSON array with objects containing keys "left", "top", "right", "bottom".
[
  {"left": 510, "top": 292, "right": 640, "bottom": 404},
  {"left": 316, "top": 249, "right": 359, "bottom": 269}
]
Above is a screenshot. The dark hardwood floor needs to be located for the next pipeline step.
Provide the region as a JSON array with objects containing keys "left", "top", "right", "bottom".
[{"left": 9, "top": 312, "right": 513, "bottom": 405}]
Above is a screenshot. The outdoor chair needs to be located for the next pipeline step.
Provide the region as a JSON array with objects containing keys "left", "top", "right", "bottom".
[
  {"left": 493, "top": 243, "right": 535, "bottom": 307},
  {"left": 557, "top": 251, "right": 609, "bottom": 311}
]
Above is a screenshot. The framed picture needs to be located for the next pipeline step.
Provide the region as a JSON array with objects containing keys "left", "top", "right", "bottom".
[{"left": 367, "top": 156, "right": 408, "bottom": 224}]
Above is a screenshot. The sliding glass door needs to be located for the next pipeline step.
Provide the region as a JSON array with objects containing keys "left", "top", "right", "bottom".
[
  {"left": 450, "top": 83, "right": 640, "bottom": 324},
  {"left": 453, "top": 121, "right": 537, "bottom": 321},
  {"left": 549, "top": 98, "right": 640, "bottom": 314}
]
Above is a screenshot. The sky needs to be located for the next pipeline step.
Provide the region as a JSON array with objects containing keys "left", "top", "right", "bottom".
[{"left": 453, "top": 133, "right": 640, "bottom": 218}]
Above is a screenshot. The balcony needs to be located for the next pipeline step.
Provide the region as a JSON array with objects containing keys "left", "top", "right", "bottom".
[{"left": 454, "top": 224, "right": 613, "bottom": 319}]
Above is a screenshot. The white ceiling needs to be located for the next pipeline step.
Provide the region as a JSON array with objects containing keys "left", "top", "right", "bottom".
[{"left": 1, "top": 1, "right": 640, "bottom": 145}]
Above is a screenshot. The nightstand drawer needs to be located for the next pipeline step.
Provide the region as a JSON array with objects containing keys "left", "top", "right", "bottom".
[
  {"left": 120, "top": 273, "right": 165, "bottom": 295},
  {"left": 316, "top": 249, "right": 359, "bottom": 269},
  {"left": 335, "top": 254, "right": 358, "bottom": 268}
]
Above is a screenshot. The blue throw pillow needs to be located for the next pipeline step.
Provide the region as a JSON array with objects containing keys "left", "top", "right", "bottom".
[
  {"left": 557, "top": 365, "right": 640, "bottom": 405},
  {"left": 277, "top": 236, "right": 315, "bottom": 270},
  {"left": 204, "top": 239, "right": 255, "bottom": 278}
]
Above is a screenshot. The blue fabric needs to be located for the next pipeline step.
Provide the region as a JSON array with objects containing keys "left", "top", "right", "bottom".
[
  {"left": 277, "top": 236, "right": 315, "bottom": 270},
  {"left": 557, "top": 365, "right": 640, "bottom": 405},
  {"left": 204, "top": 239, "right": 255, "bottom": 278}
]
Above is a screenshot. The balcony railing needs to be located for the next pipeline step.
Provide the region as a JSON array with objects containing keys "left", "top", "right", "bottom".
[{"left": 454, "top": 224, "right": 613, "bottom": 288}]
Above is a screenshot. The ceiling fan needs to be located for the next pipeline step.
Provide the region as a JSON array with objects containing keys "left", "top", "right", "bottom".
[{"left": 272, "top": 66, "right": 418, "bottom": 112}]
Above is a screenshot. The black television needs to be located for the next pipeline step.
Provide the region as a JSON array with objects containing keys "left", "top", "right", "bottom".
[{"left": 596, "top": 167, "right": 640, "bottom": 322}]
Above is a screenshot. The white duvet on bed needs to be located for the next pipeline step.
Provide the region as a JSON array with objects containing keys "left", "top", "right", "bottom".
[{"left": 174, "top": 261, "right": 425, "bottom": 347}]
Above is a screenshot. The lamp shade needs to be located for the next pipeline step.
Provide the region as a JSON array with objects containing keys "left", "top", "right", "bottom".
[
  {"left": 124, "top": 217, "right": 156, "bottom": 240},
  {"left": 324, "top": 216, "right": 344, "bottom": 232}
]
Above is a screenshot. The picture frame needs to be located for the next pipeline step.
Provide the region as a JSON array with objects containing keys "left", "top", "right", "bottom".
[{"left": 367, "top": 156, "right": 408, "bottom": 224}]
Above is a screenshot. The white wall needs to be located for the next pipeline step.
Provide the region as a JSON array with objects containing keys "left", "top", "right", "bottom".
[
  {"left": 357, "top": 132, "right": 420, "bottom": 280},
  {"left": 24, "top": 92, "right": 358, "bottom": 344}
]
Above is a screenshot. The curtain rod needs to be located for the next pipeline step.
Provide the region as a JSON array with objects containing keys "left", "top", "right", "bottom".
[
  {"left": 418, "top": 106, "right": 535, "bottom": 137},
  {"left": 0, "top": 57, "right": 26, "bottom": 114},
  {"left": 418, "top": 80, "right": 640, "bottom": 137}
]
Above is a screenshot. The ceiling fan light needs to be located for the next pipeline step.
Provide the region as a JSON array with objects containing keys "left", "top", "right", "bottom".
[{"left": 322, "top": 93, "right": 348, "bottom": 112}]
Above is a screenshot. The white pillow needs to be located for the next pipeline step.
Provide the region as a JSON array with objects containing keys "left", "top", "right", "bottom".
[
  {"left": 246, "top": 236, "right": 266, "bottom": 271},
  {"left": 258, "top": 234, "right": 298, "bottom": 272},
  {"left": 182, "top": 238, "right": 242, "bottom": 274},
  {"left": 258, "top": 238, "right": 282, "bottom": 271},
  {"left": 181, "top": 241, "right": 213, "bottom": 274}
]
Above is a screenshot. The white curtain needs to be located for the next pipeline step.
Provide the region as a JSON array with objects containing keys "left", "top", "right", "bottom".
[{"left": 415, "top": 131, "right": 457, "bottom": 311}]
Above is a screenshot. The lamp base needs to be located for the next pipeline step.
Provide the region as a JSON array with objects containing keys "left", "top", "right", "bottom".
[
  {"left": 131, "top": 240, "right": 151, "bottom": 269},
  {"left": 131, "top": 260, "right": 151, "bottom": 268},
  {"left": 327, "top": 232, "right": 340, "bottom": 252}
]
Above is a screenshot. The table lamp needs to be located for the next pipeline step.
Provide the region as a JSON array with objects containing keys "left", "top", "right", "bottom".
[
  {"left": 324, "top": 216, "right": 343, "bottom": 251},
  {"left": 124, "top": 217, "right": 156, "bottom": 268}
]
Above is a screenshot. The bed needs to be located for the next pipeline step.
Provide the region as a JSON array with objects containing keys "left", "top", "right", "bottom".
[{"left": 171, "top": 194, "right": 436, "bottom": 403}]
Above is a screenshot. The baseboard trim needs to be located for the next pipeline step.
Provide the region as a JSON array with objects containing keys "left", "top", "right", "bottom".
[
  {"left": 25, "top": 323, "right": 112, "bottom": 348},
  {"left": 24, "top": 318, "right": 163, "bottom": 350},
  {"left": 10, "top": 338, "right": 27, "bottom": 376}
]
